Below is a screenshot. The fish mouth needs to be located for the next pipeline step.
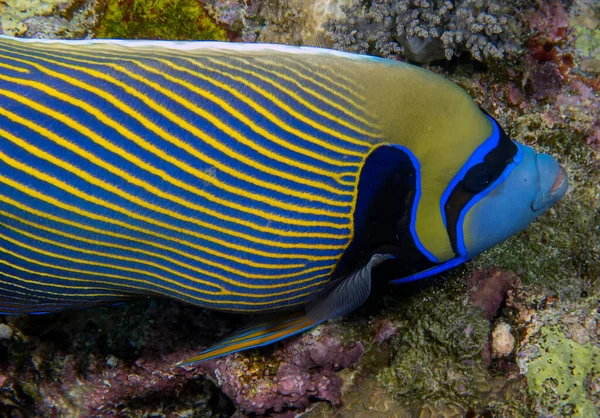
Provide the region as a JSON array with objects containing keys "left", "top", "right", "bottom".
[
  {"left": 532, "top": 165, "right": 568, "bottom": 212},
  {"left": 548, "top": 166, "right": 568, "bottom": 198}
]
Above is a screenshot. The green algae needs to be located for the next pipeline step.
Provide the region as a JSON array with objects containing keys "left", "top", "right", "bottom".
[
  {"left": 375, "top": 276, "right": 494, "bottom": 409},
  {"left": 526, "top": 326, "right": 600, "bottom": 417},
  {"left": 95, "top": 0, "right": 229, "bottom": 40},
  {"left": 574, "top": 25, "right": 600, "bottom": 58}
]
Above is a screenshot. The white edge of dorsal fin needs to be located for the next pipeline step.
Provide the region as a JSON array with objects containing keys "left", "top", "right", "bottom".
[{"left": 0, "top": 35, "right": 383, "bottom": 62}]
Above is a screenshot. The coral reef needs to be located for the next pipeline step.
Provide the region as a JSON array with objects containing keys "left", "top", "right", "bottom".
[
  {"left": 203, "top": 0, "right": 262, "bottom": 42},
  {"left": 505, "top": 282, "right": 600, "bottom": 417},
  {"left": 195, "top": 324, "right": 365, "bottom": 415},
  {"left": 251, "top": 0, "right": 352, "bottom": 46},
  {"left": 0, "top": 300, "right": 238, "bottom": 416},
  {"left": 469, "top": 268, "right": 519, "bottom": 320},
  {"left": 323, "top": 0, "right": 520, "bottom": 63},
  {"left": 0, "top": 0, "right": 598, "bottom": 417},
  {"left": 0, "top": 0, "right": 97, "bottom": 38},
  {"left": 95, "top": 0, "right": 230, "bottom": 40},
  {"left": 525, "top": 327, "right": 599, "bottom": 417}
]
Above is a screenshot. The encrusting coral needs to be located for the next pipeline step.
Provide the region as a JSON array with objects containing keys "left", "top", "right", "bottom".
[{"left": 324, "top": 0, "right": 518, "bottom": 63}]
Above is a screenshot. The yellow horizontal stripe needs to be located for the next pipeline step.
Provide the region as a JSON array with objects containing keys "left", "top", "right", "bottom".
[
  {"left": 0, "top": 271, "right": 123, "bottom": 299},
  {"left": 0, "top": 46, "right": 359, "bottom": 194},
  {"left": 202, "top": 56, "right": 381, "bottom": 136},
  {"left": 25, "top": 44, "right": 362, "bottom": 179},
  {"left": 180, "top": 57, "right": 370, "bottom": 151},
  {"left": 12, "top": 39, "right": 371, "bottom": 119},
  {"left": 0, "top": 61, "right": 29, "bottom": 73},
  {"left": 0, "top": 192, "right": 338, "bottom": 267},
  {"left": 260, "top": 57, "right": 376, "bottom": 118},
  {"left": 67, "top": 45, "right": 380, "bottom": 133},
  {"left": 0, "top": 61, "right": 355, "bottom": 211},
  {"left": 0, "top": 209, "right": 331, "bottom": 282},
  {"left": 292, "top": 59, "right": 361, "bottom": 96},
  {"left": 134, "top": 57, "right": 363, "bottom": 175},
  {"left": 0, "top": 112, "right": 351, "bottom": 239},
  {"left": 0, "top": 255, "right": 149, "bottom": 294},
  {"left": 0, "top": 228, "right": 226, "bottom": 295},
  {"left": 220, "top": 58, "right": 381, "bottom": 132},
  {"left": 7, "top": 40, "right": 372, "bottom": 153},
  {"left": 1, "top": 220, "right": 331, "bottom": 294},
  {"left": 0, "top": 244, "right": 326, "bottom": 307},
  {"left": 0, "top": 149, "right": 348, "bottom": 253}
]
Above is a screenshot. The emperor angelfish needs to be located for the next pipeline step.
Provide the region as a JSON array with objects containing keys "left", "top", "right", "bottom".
[{"left": 0, "top": 36, "right": 568, "bottom": 363}]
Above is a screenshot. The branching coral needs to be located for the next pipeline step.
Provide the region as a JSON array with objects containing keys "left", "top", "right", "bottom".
[{"left": 324, "top": 0, "right": 517, "bottom": 63}]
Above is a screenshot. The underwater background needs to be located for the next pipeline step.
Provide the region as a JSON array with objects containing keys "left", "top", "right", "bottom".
[{"left": 0, "top": 0, "right": 598, "bottom": 416}]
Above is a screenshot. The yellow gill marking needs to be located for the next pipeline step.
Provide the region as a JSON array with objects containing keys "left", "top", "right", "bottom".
[
  {"left": 0, "top": 45, "right": 359, "bottom": 192},
  {"left": 0, "top": 105, "right": 352, "bottom": 236}
]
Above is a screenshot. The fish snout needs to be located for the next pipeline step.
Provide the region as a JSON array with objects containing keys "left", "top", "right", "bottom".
[{"left": 532, "top": 153, "right": 569, "bottom": 211}]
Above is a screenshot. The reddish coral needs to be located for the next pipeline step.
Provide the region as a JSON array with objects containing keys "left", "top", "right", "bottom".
[
  {"left": 527, "top": 1, "right": 574, "bottom": 75},
  {"left": 469, "top": 268, "right": 519, "bottom": 321},
  {"left": 197, "top": 324, "right": 365, "bottom": 415}
]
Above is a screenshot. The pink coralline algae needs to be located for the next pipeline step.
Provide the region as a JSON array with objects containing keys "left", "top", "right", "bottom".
[
  {"left": 196, "top": 324, "right": 365, "bottom": 415},
  {"left": 469, "top": 268, "right": 519, "bottom": 321}
]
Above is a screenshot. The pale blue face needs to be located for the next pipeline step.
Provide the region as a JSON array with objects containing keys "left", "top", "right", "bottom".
[
  {"left": 392, "top": 117, "right": 568, "bottom": 284},
  {"left": 463, "top": 143, "right": 568, "bottom": 257}
]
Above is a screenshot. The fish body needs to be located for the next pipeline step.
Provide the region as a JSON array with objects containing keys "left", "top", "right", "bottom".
[{"left": 0, "top": 36, "right": 567, "bottom": 361}]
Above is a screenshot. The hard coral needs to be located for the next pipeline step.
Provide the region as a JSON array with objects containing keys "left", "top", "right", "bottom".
[
  {"left": 199, "top": 324, "right": 365, "bottom": 415},
  {"left": 0, "top": 0, "right": 96, "bottom": 38},
  {"left": 324, "top": 0, "right": 517, "bottom": 63}
]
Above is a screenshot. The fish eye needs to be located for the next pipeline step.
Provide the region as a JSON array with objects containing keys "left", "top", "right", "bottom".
[{"left": 463, "top": 164, "right": 496, "bottom": 193}]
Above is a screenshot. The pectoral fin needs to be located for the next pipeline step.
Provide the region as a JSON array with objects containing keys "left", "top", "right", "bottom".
[{"left": 177, "top": 254, "right": 392, "bottom": 366}]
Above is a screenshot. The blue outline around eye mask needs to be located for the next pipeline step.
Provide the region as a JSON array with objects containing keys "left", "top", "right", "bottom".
[
  {"left": 439, "top": 116, "right": 501, "bottom": 232},
  {"left": 389, "top": 145, "right": 439, "bottom": 264},
  {"left": 391, "top": 120, "right": 523, "bottom": 284}
]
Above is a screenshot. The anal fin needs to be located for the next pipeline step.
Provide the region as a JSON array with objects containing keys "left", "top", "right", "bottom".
[
  {"left": 178, "top": 254, "right": 393, "bottom": 366},
  {"left": 177, "top": 311, "right": 320, "bottom": 366}
]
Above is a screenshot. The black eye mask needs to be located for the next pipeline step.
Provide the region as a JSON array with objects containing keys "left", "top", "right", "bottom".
[{"left": 443, "top": 117, "right": 518, "bottom": 255}]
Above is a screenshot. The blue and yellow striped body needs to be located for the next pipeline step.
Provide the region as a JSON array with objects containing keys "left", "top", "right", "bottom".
[{"left": 0, "top": 37, "right": 390, "bottom": 313}]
